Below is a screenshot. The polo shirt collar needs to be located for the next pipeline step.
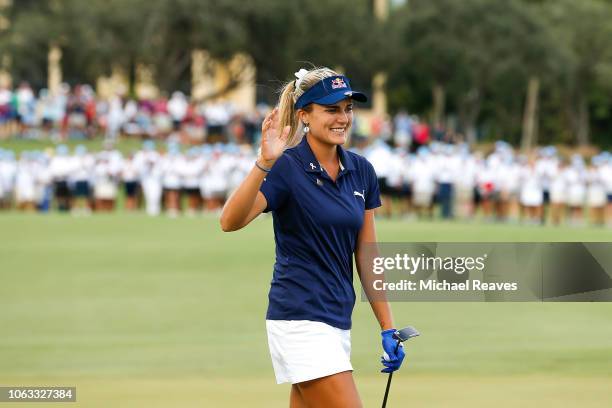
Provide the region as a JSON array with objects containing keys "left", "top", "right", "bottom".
[{"left": 297, "top": 136, "right": 356, "bottom": 173}]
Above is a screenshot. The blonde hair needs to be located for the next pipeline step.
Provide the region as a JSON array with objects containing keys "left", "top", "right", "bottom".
[{"left": 277, "top": 67, "right": 339, "bottom": 147}]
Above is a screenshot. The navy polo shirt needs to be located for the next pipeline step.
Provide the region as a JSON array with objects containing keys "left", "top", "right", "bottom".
[{"left": 260, "top": 136, "right": 381, "bottom": 330}]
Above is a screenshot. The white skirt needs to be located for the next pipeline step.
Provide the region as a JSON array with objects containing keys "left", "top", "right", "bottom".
[
  {"left": 567, "top": 184, "right": 586, "bottom": 207},
  {"left": 520, "top": 188, "right": 543, "bottom": 207},
  {"left": 16, "top": 184, "right": 36, "bottom": 202},
  {"left": 550, "top": 186, "right": 566, "bottom": 204},
  {"left": 587, "top": 186, "right": 607, "bottom": 207},
  {"left": 266, "top": 320, "right": 353, "bottom": 385},
  {"left": 413, "top": 190, "right": 434, "bottom": 207},
  {"left": 94, "top": 181, "right": 117, "bottom": 200}
]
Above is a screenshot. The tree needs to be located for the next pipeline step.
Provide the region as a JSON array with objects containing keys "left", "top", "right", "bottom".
[
  {"left": 388, "top": 0, "right": 574, "bottom": 145},
  {"left": 541, "top": 0, "right": 612, "bottom": 146},
  {"left": 2, "top": 0, "right": 380, "bottom": 100},
  {"left": 239, "top": 0, "right": 380, "bottom": 103},
  {"left": 0, "top": 0, "right": 59, "bottom": 89}
]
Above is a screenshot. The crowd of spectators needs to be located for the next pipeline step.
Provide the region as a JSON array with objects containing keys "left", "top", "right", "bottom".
[
  {"left": 1, "top": 81, "right": 611, "bottom": 226},
  {"left": 0, "top": 141, "right": 253, "bottom": 217},
  {"left": 364, "top": 141, "right": 612, "bottom": 226},
  {"left": 1, "top": 140, "right": 611, "bottom": 227},
  {"left": 0, "top": 82, "right": 442, "bottom": 145},
  {"left": 0, "top": 81, "right": 264, "bottom": 145}
]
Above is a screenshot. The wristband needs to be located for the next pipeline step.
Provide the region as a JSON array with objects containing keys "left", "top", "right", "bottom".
[{"left": 255, "top": 160, "right": 272, "bottom": 173}]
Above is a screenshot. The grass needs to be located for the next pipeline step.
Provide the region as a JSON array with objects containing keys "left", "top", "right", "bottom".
[{"left": 0, "top": 214, "right": 611, "bottom": 407}]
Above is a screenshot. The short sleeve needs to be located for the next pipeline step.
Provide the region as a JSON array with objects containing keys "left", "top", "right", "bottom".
[
  {"left": 260, "top": 154, "right": 291, "bottom": 213},
  {"left": 364, "top": 159, "right": 382, "bottom": 210}
]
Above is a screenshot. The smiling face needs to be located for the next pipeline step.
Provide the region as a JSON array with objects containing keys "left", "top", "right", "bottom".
[{"left": 298, "top": 99, "right": 353, "bottom": 146}]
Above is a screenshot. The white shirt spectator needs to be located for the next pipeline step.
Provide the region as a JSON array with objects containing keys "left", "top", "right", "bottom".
[
  {"left": 93, "top": 160, "right": 118, "bottom": 200},
  {"left": 15, "top": 158, "right": 37, "bottom": 203},
  {"left": 410, "top": 157, "right": 436, "bottom": 195},
  {"left": 366, "top": 142, "right": 393, "bottom": 179},
  {"left": 586, "top": 166, "right": 607, "bottom": 207},
  {"left": 201, "top": 152, "right": 228, "bottom": 198},
  {"left": 140, "top": 160, "right": 163, "bottom": 216},
  {"left": 49, "top": 155, "right": 74, "bottom": 181},
  {"left": 71, "top": 154, "right": 95, "bottom": 183},
  {"left": 386, "top": 151, "right": 405, "bottom": 188},
  {"left": 167, "top": 92, "right": 189, "bottom": 122},
  {"left": 179, "top": 156, "right": 205, "bottom": 189},
  {"left": 563, "top": 166, "right": 586, "bottom": 207},
  {"left": 600, "top": 161, "right": 612, "bottom": 195},
  {"left": 437, "top": 152, "right": 460, "bottom": 184},
  {"left": 519, "top": 164, "right": 543, "bottom": 207},
  {"left": 122, "top": 157, "right": 139, "bottom": 183},
  {"left": 161, "top": 154, "right": 183, "bottom": 190},
  {"left": 549, "top": 165, "right": 567, "bottom": 204}
]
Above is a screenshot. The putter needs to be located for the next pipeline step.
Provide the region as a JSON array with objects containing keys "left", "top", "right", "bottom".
[{"left": 381, "top": 326, "right": 420, "bottom": 408}]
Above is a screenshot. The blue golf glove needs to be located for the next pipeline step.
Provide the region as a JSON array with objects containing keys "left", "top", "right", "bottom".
[{"left": 380, "top": 329, "right": 406, "bottom": 373}]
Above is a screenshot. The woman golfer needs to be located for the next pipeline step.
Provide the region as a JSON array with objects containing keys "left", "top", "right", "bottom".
[{"left": 221, "top": 67, "right": 405, "bottom": 407}]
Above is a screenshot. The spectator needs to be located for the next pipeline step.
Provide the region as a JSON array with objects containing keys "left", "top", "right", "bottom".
[
  {"left": 71, "top": 145, "right": 94, "bottom": 215},
  {"left": 167, "top": 91, "right": 189, "bottom": 133},
  {"left": 519, "top": 157, "right": 544, "bottom": 224},
  {"left": 139, "top": 141, "right": 163, "bottom": 216},
  {"left": 48, "top": 145, "right": 73, "bottom": 212},
  {"left": 565, "top": 155, "right": 587, "bottom": 226},
  {"left": 410, "top": 147, "right": 436, "bottom": 218},
  {"left": 587, "top": 155, "right": 607, "bottom": 226},
  {"left": 180, "top": 147, "right": 205, "bottom": 216},
  {"left": 105, "top": 93, "right": 125, "bottom": 142},
  {"left": 122, "top": 152, "right": 140, "bottom": 212},
  {"left": 92, "top": 153, "right": 118, "bottom": 212},
  {"left": 393, "top": 110, "right": 413, "bottom": 150},
  {"left": 161, "top": 143, "right": 183, "bottom": 217},
  {"left": 0, "top": 85, "right": 14, "bottom": 139}
]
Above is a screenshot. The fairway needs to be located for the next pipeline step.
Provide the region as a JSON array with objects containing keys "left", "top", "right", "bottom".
[{"left": 1, "top": 215, "right": 611, "bottom": 407}]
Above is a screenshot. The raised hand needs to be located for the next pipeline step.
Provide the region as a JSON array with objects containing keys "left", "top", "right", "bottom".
[{"left": 259, "top": 107, "right": 290, "bottom": 166}]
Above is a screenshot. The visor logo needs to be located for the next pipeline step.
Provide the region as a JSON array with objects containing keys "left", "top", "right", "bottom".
[{"left": 331, "top": 77, "right": 347, "bottom": 89}]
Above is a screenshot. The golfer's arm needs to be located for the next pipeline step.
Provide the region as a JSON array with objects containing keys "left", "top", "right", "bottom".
[
  {"left": 355, "top": 209, "right": 395, "bottom": 331},
  {"left": 220, "top": 165, "right": 268, "bottom": 232}
]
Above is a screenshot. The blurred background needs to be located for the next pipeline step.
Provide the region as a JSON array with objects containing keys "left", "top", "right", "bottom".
[
  {"left": 0, "top": 1, "right": 611, "bottom": 407},
  {"left": 0, "top": 0, "right": 611, "bottom": 225}
]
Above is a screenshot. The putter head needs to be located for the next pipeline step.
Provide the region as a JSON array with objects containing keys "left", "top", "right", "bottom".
[{"left": 394, "top": 326, "right": 420, "bottom": 342}]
